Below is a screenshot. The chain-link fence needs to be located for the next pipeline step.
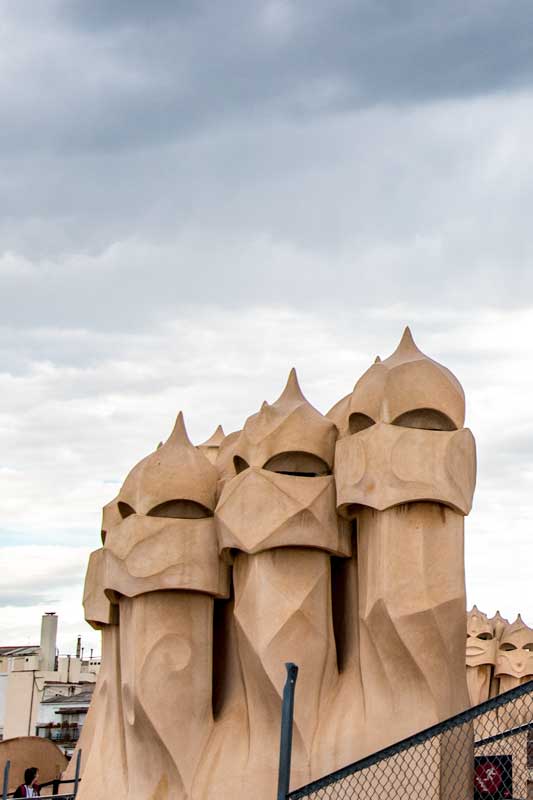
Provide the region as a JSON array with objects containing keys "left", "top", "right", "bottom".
[{"left": 288, "top": 680, "right": 533, "bottom": 800}]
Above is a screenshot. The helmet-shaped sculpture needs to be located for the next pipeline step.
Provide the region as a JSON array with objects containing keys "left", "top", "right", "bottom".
[
  {"left": 102, "top": 412, "right": 227, "bottom": 597},
  {"left": 466, "top": 606, "right": 496, "bottom": 705},
  {"left": 216, "top": 368, "right": 349, "bottom": 556},
  {"left": 334, "top": 327, "right": 476, "bottom": 515},
  {"left": 494, "top": 615, "right": 533, "bottom": 692},
  {"left": 467, "top": 606, "right": 496, "bottom": 666}
]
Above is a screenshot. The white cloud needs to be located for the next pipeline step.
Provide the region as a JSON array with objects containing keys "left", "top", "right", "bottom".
[{"left": 0, "top": 545, "right": 99, "bottom": 655}]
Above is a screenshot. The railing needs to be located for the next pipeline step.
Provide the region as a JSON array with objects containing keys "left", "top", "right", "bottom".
[
  {"left": 1, "top": 750, "right": 81, "bottom": 800},
  {"left": 35, "top": 724, "right": 81, "bottom": 745},
  {"left": 278, "top": 679, "right": 533, "bottom": 800}
]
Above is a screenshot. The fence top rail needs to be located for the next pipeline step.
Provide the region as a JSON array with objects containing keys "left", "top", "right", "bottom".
[
  {"left": 287, "top": 679, "right": 533, "bottom": 799},
  {"left": 6, "top": 795, "right": 74, "bottom": 800},
  {"left": 474, "top": 720, "right": 532, "bottom": 747}
]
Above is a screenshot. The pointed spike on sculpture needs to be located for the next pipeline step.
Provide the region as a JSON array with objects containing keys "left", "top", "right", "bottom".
[
  {"left": 400, "top": 325, "right": 416, "bottom": 347},
  {"left": 275, "top": 367, "right": 306, "bottom": 405},
  {"left": 394, "top": 326, "right": 421, "bottom": 357},
  {"left": 503, "top": 615, "right": 526, "bottom": 635},
  {"left": 167, "top": 411, "right": 193, "bottom": 447},
  {"left": 491, "top": 610, "right": 509, "bottom": 640},
  {"left": 382, "top": 325, "right": 428, "bottom": 368},
  {"left": 199, "top": 424, "right": 225, "bottom": 448},
  {"left": 157, "top": 441, "right": 163, "bottom": 450},
  {"left": 374, "top": 356, "right": 381, "bottom": 363}
]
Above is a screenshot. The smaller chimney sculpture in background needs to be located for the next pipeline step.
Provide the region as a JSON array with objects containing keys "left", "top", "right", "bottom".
[{"left": 466, "top": 608, "right": 533, "bottom": 705}]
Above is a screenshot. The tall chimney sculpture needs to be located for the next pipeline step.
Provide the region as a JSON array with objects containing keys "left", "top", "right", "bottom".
[{"left": 74, "top": 329, "right": 477, "bottom": 800}]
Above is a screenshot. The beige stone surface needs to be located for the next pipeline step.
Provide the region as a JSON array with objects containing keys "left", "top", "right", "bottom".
[
  {"left": 119, "top": 592, "right": 214, "bottom": 799},
  {"left": 63, "top": 625, "right": 126, "bottom": 798},
  {"left": 216, "top": 470, "right": 351, "bottom": 556},
  {"left": 231, "top": 368, "right": 337, "bottom": 473},
  {"left": 335, "top": 422, "right": 476, "bottom": 515},
  {"left": 346, "top": 327, "right": 465, "bottom": 431},
  {"left": 103, "top": 517, "right": 228, "bottom": 598},
  {"left": 355, "top": 504, "right": 469, "bottom": 739},
  {"left": 83, "top": 548, "right": 116, "bottom": 627},
  {"left": 119, "top": 412, "right": 218, "bottom": 517},
  {"left": 74, "top": 328, "right": 485, "bottom": 799}
]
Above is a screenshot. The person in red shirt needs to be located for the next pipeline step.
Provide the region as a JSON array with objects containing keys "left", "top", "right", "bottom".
[{"left": 13, "top": 767, "right": 40, "bottom": 797}]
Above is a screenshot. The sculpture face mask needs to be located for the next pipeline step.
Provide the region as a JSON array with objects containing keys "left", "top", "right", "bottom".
[
  {"left": 335, "top": 422, "right": 476, "bottom": 515},
  {"left": 466, "top": 606, "right": 496, "bottom": 669},
  {"left": 217, "top": 467, "right": 349, "bottom": 557},
  {"left": 464, "top": 606, "right": 496, "bottom": 706},
  {"left": 495, "top": 616, "right": 533, "bottom": 681}
]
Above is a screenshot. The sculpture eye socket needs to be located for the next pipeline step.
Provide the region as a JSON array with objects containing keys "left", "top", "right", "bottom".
[
  {"left": 349, "top": 413, "right": 375, "bottom": 434},
  {"left": 147, "top": 500, "right": 212, "bottom": 519},
  {"left": 263, "top": 451, "right": 330, "bottom": 477},
  {"left": 500, "top": 642, "right": 517, "bottom": 652},
  {"left": 476, "top": 632, "right": 493, "bottom": 640},
  {"left": 523, "top": 642, "right": 533, "bottom": 652},
  {"left": 118, "top": 502, "right": 136, "bottom": 519},
  {"left": 233, "top": 456, "right": 249, "bottom": 474},
  {"left": 392, "top": 408, "right": 456, "bottom": 431}
]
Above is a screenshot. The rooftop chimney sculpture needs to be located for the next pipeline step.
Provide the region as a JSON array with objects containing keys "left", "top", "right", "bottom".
[{"left": 75, "top": 328, "right": 479, "bottom": 800}]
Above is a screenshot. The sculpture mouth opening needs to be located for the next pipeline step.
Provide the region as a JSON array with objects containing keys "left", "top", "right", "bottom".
[{"left": 147, "top": 499, "right": 213, "bottom": 519}]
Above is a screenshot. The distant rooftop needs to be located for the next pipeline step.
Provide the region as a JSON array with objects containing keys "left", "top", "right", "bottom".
[
  {"left": 0, "top": 645, "right": 39, "bottom": 656},
  {"left": 42, "top": 688, "right": 94, "bottom": 706}
]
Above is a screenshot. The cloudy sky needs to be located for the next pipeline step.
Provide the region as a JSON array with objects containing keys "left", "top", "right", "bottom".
[{"left": 1, "top": 0, "right": 532, "bottom": 655}]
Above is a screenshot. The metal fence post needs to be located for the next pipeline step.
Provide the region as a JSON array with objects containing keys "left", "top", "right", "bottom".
[
  {"left": 277, "top": 662, "right": 299, "bottom": 800},
  {"left": 73, "top": 748, "right": 82, "bottom": 797},
  {"left": 2, "top": 760, "right": 10, "bottom": 800}
]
